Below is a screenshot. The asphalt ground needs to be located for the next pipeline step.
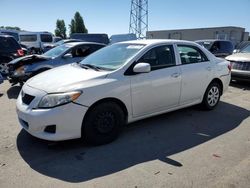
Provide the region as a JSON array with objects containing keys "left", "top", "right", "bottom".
[{"left": 0, "top": 81, "right": 249, "bottom": 188}]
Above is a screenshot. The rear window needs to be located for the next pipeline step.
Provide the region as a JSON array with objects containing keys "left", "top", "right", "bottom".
[
  {"left": 20, "top": 35, "right": 37, "bottom": 42},
  {"left": 41, "top": 34, "right": 53, "bottom": 42},
  {"left": 0, "top": 37, "right": 20, "bottom": 52}
]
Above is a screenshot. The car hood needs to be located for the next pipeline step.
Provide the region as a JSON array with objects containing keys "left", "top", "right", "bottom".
[
  {"left": 8, "top": 55, "right": 51, "bottom": 66},
  {"left": 225, "top": 53, "right": 250, "bottom": 62},
  {"left": 26, "top": 63, "right": 110, "bottom": 93}
]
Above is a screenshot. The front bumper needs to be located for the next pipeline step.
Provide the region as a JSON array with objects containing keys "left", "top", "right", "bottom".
[
  {"left": 16, "top": 84, "right": 88, "bottom": 141},
  {"left": 231, "top": 69, "right": 250, "bottom": 82}
]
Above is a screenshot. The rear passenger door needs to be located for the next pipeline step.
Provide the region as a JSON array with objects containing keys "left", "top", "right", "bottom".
[
  {"left": 130, "top": 45, "right": 181, "bottom": 117},
  {"left": 177, "top": 45, "right": 213, "bottom": 105}
]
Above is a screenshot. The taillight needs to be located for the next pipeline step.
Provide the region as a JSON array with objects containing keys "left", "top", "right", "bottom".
[{"left": 17, "top": 49, "right": 24, "bottom": 56}]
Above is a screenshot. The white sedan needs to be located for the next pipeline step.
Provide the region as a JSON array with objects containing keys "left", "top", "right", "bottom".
[{"left": 16, "top": 40, "right": 231, "bottom": 145}]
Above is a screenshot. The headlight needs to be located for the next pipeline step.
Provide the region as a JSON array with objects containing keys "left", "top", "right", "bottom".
[{"left": 38, "top": 91, "right": 82, "bottom": 108}]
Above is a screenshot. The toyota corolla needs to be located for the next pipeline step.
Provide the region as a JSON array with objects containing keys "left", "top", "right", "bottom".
[{"left": 16, "top": 40, "right": 231, "bottom": 145}]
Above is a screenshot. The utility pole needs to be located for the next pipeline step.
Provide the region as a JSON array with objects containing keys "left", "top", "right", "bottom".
[{"left": 129, "top": 0, "right": 148, "bottom": 39}]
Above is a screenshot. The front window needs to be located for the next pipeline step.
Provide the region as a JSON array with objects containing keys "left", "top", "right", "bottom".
[
  {"left": 43, "top": 44, "right": 71, "bottom": 58},
  {"left": 80, "top": 43, "right": 145, "bottom": 70},
  {"left": 20, "top": 35, "right": 37, "bottom": 42},
  {"left": 240, "top": 45, "right": 250, "bottom": 53}
]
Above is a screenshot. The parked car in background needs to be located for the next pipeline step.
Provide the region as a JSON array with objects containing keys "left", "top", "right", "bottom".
[
  {"left": 8, "top": 42, "right": 105, "bottom": 85},
  {"left": 71, "top": 33, "right": 110, "bottom": 44},
  {"left": 53, "top": 36, "right": 62, "bottom": 43},
  {"left": 19, "top": 31, "right": 53, "bottom": 54},
  {"left": 0, "top": 29, "right": 20, "bottom": 42},
  {"left": 43, "top": 39, "right": 83, "bottom": 52},
  {"left": 0, "top": 73, "right": 3, "bottom": 84},
  {"left": 16, "top": 40, "right": 231, "bottom": 145},
  {"left": 0, "top": 35, "right": 24, "bottom": 76},
  {"left": 196, "top": 40, "right": 234, "bottom": 58},
  {"left": 234, "top": 41, "right": 250, "bottom": 53},
  {"left": 110, "top": 33, "right": 137, "bottom": 44},
  {"left": 226, "top": 44, "right": 250, "bottom": 82}
]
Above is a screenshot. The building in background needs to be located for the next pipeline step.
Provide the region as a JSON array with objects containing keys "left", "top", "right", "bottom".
[{"left": 147, "top": 26, "right": 249, "bottom": 46}]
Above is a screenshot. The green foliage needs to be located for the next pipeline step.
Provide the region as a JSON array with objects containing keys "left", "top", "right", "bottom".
[
  {"left": 69, "top": 11, "right": 88, "bottom": 35},
  {"left": 54, "top": 19, "right": 67, "bottom": 39},
  {"left": 0, "top": 26, "right": 21, "bottom": 31}
]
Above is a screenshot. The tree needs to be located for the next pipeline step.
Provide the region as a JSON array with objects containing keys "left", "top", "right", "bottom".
[
  {"left": 54, "top": 19, "right": 67, "bottom": 39},
  {"left": 0, "top": 26, "right": 21, "bottom": 30},
  {"left": 69, "top": 19, "right": 76, "bottom": 35},
  {"left": 69, "top": 11, "right": 88, "bottom": 35},
  {"left": 248, "top": 36, "right": 250, "bottom": 41}
]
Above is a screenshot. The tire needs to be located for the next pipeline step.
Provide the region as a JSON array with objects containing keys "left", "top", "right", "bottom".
[
  {"left": 82, "top": 102, "right": 125, "bottom": 145},
  {"left": 202, "top": 82, "right": 222, "bottom": 110}
]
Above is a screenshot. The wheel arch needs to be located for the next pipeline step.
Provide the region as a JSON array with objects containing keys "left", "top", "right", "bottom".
[
  {"left": 208, "top": 78, "right": 224, "bottom": 95},
  {"left": 83, "top": 97, "right": 128, "bottom": 123}
]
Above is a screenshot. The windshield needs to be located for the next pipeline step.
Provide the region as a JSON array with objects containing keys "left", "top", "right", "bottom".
[
  {"left": 240, "top": 45, "right": 250, "bottom": 53},
  {"left": 197, "top": 41, "right": 214, "bottom": 50},
  {"left": 43, "top": 44, "right": 71, "bottom": 58},
  {"left": 79, "top": 43, "right": 145, "bottom": 70}
]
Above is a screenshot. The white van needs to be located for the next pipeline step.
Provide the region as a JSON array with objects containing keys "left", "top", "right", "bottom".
[{"left": 19, "top": 32, "right": 53, "bottom": 53}]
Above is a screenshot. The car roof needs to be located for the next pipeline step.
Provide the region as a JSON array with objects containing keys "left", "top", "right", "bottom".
[
  {"left": 119, "top": 39, "right": 199, "bottom": 46},
  {"left": 0, "top": 34, "right": 16, "bottom": 39},
  {"left": 65, "top": 41, "right": 106, "bottom": 46},
  {"left": 195, "top": 39, "right": 232, "bottom": 42}
]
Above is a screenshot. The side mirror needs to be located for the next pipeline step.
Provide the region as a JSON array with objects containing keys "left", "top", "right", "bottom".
[
  {"left": 133, "top": 62, "right": 151, "bottom": 73},
  {"left": 63, "top": 53, "right": 72, "bottom": 58}
]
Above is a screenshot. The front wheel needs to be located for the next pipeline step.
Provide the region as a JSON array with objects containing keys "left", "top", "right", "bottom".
[
  {"left": 202, "top": 82, "right": 221, "bottom": 110},
  {"left": 82, "top": 102, "right": 125, "bottom": 145}
]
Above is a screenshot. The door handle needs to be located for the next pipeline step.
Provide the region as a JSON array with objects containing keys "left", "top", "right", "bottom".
[
  {"left": 206, "top": 67, "right": 212, "bottom": 71},
  {"left": 171, "top": 73, "right": 180, "bottom": 78}
]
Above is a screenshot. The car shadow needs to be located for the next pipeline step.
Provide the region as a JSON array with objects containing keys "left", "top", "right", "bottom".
[
  {"left": 16, "top": 102, "right": 250, "bottom": 183},
  {"left": 230, "top": 81, "right": 250, "bottom": 91},
  {"left": 7, "top": 86, "right": 21, "bottom": 99}
]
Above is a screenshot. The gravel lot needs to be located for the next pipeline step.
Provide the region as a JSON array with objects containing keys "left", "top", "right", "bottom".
[{"left": 0, "top": 81, "right": 249, "bottom": 188}]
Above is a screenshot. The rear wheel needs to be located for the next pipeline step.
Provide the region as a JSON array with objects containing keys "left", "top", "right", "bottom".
[
  {"left": 202, "top": 82, "right": 221, "bottom": 110},
  {"left": 82, "top": 102, "right": 125, "bottom": 145}
]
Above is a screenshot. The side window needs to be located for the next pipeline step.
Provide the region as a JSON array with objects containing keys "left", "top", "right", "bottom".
[
  {"left": 89, "top": 44, "right": 105, "bottom": 53},
  {"left": 138, "top": 45, "right": 176, "bottom": 70},
  {"left": 40, "top": 34, "right": 53, "bottom": 42},
  {"left": 177, "top": 45, "right": 208, "bottom": 64},
  {"left": 72, "top": 45, "right": 91, "bottom": 57}
]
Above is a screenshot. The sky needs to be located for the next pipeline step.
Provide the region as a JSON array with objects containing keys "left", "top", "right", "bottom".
[{"left": 0, "top": 0, "right": 249, "bottom": 37}]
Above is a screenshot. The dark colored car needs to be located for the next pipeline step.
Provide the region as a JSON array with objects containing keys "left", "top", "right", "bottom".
[
  {"left": 0, "top": 35, "right": 24, "bottom": 75},
  {"left": 70, "top": 33, "right": 110, "bottom": 44},
  {"left": 196, "top": 40, "right": 234, "bottom": 58},
  {"left": 43, "top": 39, "right": 83, "bottom": 52},
  {"left": 8, "top": 42, "right": 105, "bottom": 85},
  {"left": 0, "top": 73, "right": 3, "bottom": 84}
]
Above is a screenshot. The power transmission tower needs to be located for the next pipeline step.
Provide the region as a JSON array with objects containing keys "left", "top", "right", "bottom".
[{"left": 129, "top": 0, "right": 148, "bottom": 39}]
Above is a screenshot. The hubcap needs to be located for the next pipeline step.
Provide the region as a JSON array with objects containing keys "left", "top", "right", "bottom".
[
  {"left": 207, "top": 86, "right": 220, "bottom": 107},
  {"left": 94, "top": 111, "right": 116, "bottom": 134}
]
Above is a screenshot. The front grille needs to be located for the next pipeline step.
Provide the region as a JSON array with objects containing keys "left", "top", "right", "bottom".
[
  {"left": 231, "top": 61, "right": 250, "bottom": 71},
  {"left": 22, "top": 93, "right": 35, "bottom": 105}
]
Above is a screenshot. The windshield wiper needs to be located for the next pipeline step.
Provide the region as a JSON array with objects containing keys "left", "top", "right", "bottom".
[{"left": 80, "top": 64, "right": 101, "bottom": 71}]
